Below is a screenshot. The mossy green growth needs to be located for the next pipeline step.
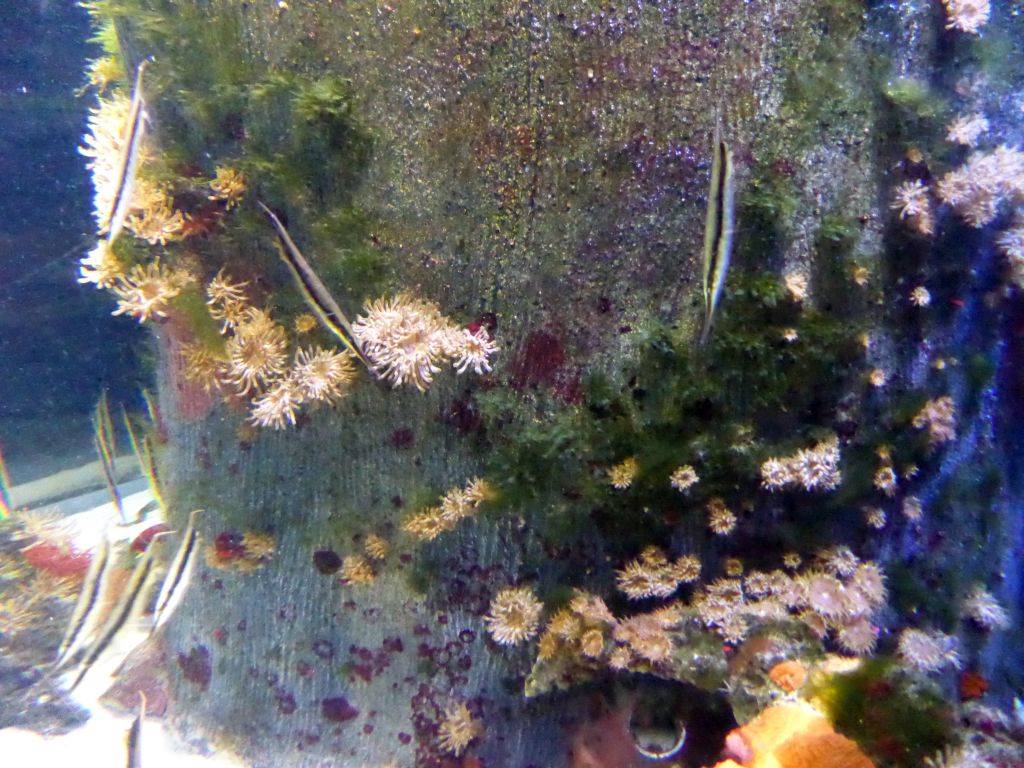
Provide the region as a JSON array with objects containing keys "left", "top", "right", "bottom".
[
  {"left": 477, "top": 269, "right": 865, "bottom": 565},
  {"left": 882, "top": 77, "right": 946, "bottom": 121},
  {"left": 737, "top": 164, "right": 799, "bottom": 268},
  {"left": 810, "top": 659, "right": 954, "bottom": 767},
  {"left": 169, "top": 288, "right": 225, "bottom": 353}
]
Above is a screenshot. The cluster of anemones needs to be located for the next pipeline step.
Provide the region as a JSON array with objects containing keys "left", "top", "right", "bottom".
[
  {"left": 79, "top": 92, "right": 152, "bottom": 234},
  {"left": 912, "top": 395, "right": 957, "bottom": 446},
  {"left": 352, "top": 293, "right": 497, "bottom": 392},
  {"left": 532, "top": 590, "right": 684, "bottom": 673},
  {"left": 402, "top": 477, "right": 496, "bottom": 542},
  {"left": 179, "top": 272, "right": 359, "bottom": 429},
  {"left": 938, "top": 145, "right": 1024, "bottom": 228},
  {"left": 79, "top": 92, "right": 189, "bottom": 253},
  {"left": 760, "top": 437, "right": 842, "bottom": 492},
  {"left": 205, "top": 530, "right": 276, "bottom": 572},
  {"left": 615, "top": 546, "right": 701, "bottom": 600},
  {"left": 692, "top": 552, "right": 886, "bottom": 652}
]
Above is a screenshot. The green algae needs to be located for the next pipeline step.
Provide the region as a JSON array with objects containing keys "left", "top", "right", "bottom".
[
  {"left": 169, "top": 288, "right": 225, "bottom": 352},
  {"left": 476, "top": 268, "right": 866, "bottom": 572},
  {"left": 811, "top": 659, "right": 954, "bottom": 768}
]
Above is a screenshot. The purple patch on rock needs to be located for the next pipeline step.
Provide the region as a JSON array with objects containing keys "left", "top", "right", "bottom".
[
  {"left": 313, "top": 549, "right": 343, "bottom": 574},
  {"left": 177, "top": 645, "right": 212, "bottom": 689},
  {"left": 321, "top": 696, "right": 359, "bottom": 722}
]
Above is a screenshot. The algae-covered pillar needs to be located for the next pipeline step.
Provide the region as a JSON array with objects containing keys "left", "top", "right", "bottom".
[{"left": 79, "top": 0, "right": 1024, "bottom": 766}]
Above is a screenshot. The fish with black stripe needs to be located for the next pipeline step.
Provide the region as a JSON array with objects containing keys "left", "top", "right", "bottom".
[
  {"left": 257, "top": 201, "right": 371, "bottom": 369},
  {"left": 151, "top": 509, "right": 201, "bottom": 633},
  {"left": 100, "top": 61, "right": 149, "bottom": 244},
  {"left": 69, "top": 532, "right": 168, "bottom": 692},
  {"left": 698, "top": 126, "right": 736, "bottom": 347},
  {"left": 53, "top": 533, "right": 113, "bottom": 671}
]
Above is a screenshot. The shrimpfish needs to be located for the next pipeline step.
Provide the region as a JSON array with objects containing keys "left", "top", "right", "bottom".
[
  {"left": 699, "top": 127, "right": 735, "bottom": 347},
  {"left": 151, "top": 509, "right": 201, "bottom": 633},
  {"left": 69, "top": 532, "right": 167, "bottom": 692},
  {"left": 100, "top": 61, "right": 148, "bottom": 244},
  {"left": 53, "top": 533, "right": 112, "bottom": 670},
  {"left": 257, "top": 201, "right": 370, "bottom": 368}
]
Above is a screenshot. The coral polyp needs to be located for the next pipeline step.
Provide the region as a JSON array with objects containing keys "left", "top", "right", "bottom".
[{"left": 110, "top": 260, "right": 187, "bottom": 322}]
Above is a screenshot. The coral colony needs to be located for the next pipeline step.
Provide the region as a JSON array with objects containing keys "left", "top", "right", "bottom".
[{"left": 52, "top": 0, "right": 1024, "bottom": 765}]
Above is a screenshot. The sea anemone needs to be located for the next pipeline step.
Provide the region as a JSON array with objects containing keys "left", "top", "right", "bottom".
[
  {"left": 707, "top": 498, "right": 737, "bottom": 535},
  {"left": 942, "top": 0, "right": 990, "bottom": 33},
  {"left": 669, "top": 464, "right": 700, "bottom": 492},
  {"left": 339, "top": 554, "right": 375, "bottom": 586},
  {"left": 291, "top": 346, "right": 356, "bottom": 404},
  {"left": 110, "top": 260, "right": 185, "bottom": 322},
  {"left": 962, "top": 586, "right": 1010, "bottom": 630},
  {"left": 892, "top": 180, "right": 935, "bottom": 235},
  {"left": 437, "top": 701, "right": 481, "bottom": 756},
  {"left": 224, "top": 308, "right": 288, "bottom": 395},
  {"left": 897, "top": 628, "right": 962, "bottom": 673},
  {"left": 485, "top": 586, "right": 543, "bottom": 646},
  {"left": 208, "top": 166, "right": 246, "bottom": 208},
  {"left": 608, "top": 457, "right": 638, "bottom": 489},
  {"left": 912, "top": 396, "right": 957, "bottom": 446},
  {"left": 947, "top": 113, "right": 989, "bottom": 147},
  {"left": 248, "top": 378, "right": 302, "bottom": 429}
]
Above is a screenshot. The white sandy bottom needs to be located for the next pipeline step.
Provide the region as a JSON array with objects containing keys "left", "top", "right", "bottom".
[{"left": 0, "top": 709, "right": 247, "bottom": 768}]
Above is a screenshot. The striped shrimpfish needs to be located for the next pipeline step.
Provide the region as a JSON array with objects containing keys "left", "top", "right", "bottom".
[
  {"left": 99, "top": 61, "right": 149, "bottom": 244},
  {"left": 257, "top": 201, "right": 371, "bottom": 369},
  {"left": 698, "top": 128, "right": 735, "bottom": 347}
]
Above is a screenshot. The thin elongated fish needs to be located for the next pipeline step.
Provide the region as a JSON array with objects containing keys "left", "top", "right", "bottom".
[
  {"left": 94, "top": 397, "right": 126, "bottom": 523},
  {"left": 53, "top": 534, "right": 112, "bottom": 670},
  {"left": 123, "top": 407, "right": 164, "bottom": 515},
  {"left": 151, "top": 509, "right": 201, "bottom": 633},
  {"left": 100, "top": 61, "right": 148, "bottom": 243},
  {"left": 69, "top": 533, "right": 166, "bottom": 692},
  {"left": 257, "top": 201, "right": 371, "bottom": 368},
  {"left": 126, "top": 692, "right": 146, "bottom": 768},
  {"left": 698, "top": 127, "right": 735, "bottom": 347}
]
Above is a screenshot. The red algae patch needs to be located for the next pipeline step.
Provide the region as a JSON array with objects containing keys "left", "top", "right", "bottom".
[{"left": 21, "top": 540, "right": 91, "bottom": 579}]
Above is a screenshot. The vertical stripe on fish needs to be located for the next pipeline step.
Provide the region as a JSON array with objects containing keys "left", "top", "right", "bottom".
[
  {"left": 257, "top": 201, "right": 371, "bottom": 369},
  {"left": 69, "top": 533, "right": 166, "bottom": 692},
  {"left": 53, "top": 534, "right": 112, "bottom": 670},
  {"left": 151, "top": 509, "right": 201, "bottom": 633},
  {"left": 100, "top": 61, "right": 148, "bottom": 243},
  {"left": 699, "top": 130, "right": 735, "bottom": 347}
]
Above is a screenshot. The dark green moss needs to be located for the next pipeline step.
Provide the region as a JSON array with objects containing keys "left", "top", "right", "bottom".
[
  {"left": 736, "top": 166, "right": 799, "bottom": 268},
  {"left": 476, "top": 269, "right": 866, "bottom": 570},
  {"left": 811, "top": 659, "right": 954, "bottom": 767},
  {"left": 169, "top": 288, "right": 225, "bottom": 352}
]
